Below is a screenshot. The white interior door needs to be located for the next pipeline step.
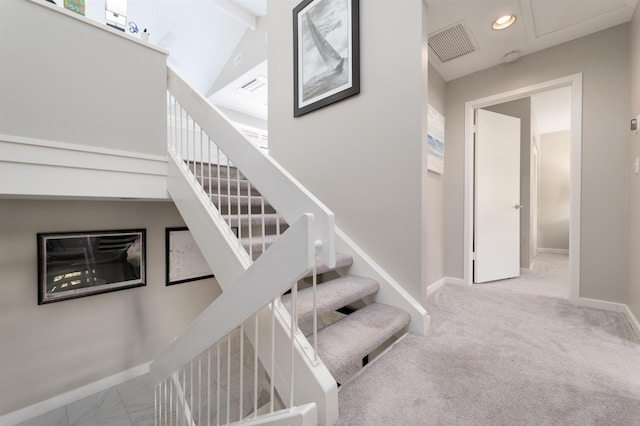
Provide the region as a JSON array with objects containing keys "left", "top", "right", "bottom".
[{"left": 474, "top": 109, "right": 521, "bottom": 283}]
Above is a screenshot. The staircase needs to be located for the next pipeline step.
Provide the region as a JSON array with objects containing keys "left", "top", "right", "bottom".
[
  {"left": 196, "top": 163, "right": 412, "bottom": 386},
  {"left": 150, "top": 66, "right": 429, "bottom": 426}
]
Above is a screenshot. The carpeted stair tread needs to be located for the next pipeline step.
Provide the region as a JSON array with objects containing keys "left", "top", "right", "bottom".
[
  {"left": 281, "top": 275, "right": 379, "bottom": 326},
  {"left": 317, "top": 303, "right": 410, "bottom": 379},
  {"left": 222, "top": 213, "right": 283, "bottom": 227},
  {"left": 198, "top": 177, "right": 255, "bottom": 195},
  {"left": 211, "top": 194, "right": 265, "bottom": 207},
  {"left": 240, "top": 233, "right": 279, "bottom": 254},
  {"left": 301, "top": 253, "right": 354, "bottom": 279}
]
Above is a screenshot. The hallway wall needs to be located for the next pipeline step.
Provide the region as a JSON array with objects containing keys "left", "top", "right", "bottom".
[
  {"left": 425, "top": 63, "right": 446, "bottom": 290},
  {"left": 268, "top": 0, "right": 429, "bottom": 300},
  {"left": 444, "top": 24, "right": 631, "bottom": 303},
  {"left": 0, "top": 200, "right": 221, "bottom": 415},
  {"left": 539, "top": 131, "right": 571, "bottom": 251},
  {"left": 629, "top": 6, "right": 640, "bottom": 321}
]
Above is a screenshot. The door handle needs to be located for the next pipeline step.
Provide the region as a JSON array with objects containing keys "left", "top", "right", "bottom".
[{"left": 514, "top": 204, "right": 524, "bottom": 209}]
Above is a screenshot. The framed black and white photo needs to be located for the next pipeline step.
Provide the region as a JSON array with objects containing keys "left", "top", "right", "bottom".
[
  {"left": 165, "top": 227, "right": 214, "bottom": 286},
  {"left": 37, "top": 229, "right": 146, "bottom": 305},
  {"left": 293, "top": 0, "right": 360, "bottom": 117}
]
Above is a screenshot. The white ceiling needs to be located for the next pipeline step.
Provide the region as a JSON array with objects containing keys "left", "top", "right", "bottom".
[
  {"left": 216, "top": 0, "right": 637, "bottom": 123},
  {"left": 427, "top": 0, "right": 639, "bottom": 82}
]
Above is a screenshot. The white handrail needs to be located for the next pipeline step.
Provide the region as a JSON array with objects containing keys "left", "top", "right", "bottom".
[
  {"left": 149, "top": 213, "right": 315, "bottom": 386},
  {"left": 167, "top": 66, "right": 336, "bottom": 268}
]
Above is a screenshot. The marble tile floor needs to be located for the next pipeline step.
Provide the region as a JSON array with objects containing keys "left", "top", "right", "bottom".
[{"left": 16, "top": 374, "right": 154, "bottom": 426}]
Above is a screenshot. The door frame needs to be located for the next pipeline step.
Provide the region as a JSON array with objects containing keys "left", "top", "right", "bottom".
[{"left": 463, "top": 73, "right": 582, "bottom": 303}]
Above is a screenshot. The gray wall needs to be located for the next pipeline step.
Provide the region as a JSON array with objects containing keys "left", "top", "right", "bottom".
[
  {"left": 267, "top": 0, "right": 429, "bottom": 300},
  {"left": 629, "top": 6, "right": 640, "bottom": 321},
  {"left": 444, "top": 24, "right": 630, "bottom": 302},
  {"left": 484, "top": 98, "right": 532, "bottom": 268},
  {"left": 0, "top": 200, "right": 221, "bottom": 415},
  {"left": 539, "top": 131, "right": 571, "bottom": 251},
  {"left": 425, "top": 63, "right": 446, "bottom": 288},
  {"left": 0, "top": 0, "right": 167, "bottom": 156}
]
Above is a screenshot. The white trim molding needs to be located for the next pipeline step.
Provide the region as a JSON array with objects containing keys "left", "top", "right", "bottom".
[
  {"left": 623, "top": 305, "right": 640, "bottom": 340},
  {"left": 0, "top": 135, "right": 170, "bottom": 200},
  {"left": 463, "top": 74, "right": 582, "bottom": 305},
  {"left": 572, "top": 298, "right": 640, "bottom": 340},
  {"left": 426, "top": 278, "right": 446, "bottom": 298},
  {"left": 0, "top": 363, "right": 150, "bottom": 426},
  {"left": 538, "top": 248, "right": 570, "bottom": 255}
]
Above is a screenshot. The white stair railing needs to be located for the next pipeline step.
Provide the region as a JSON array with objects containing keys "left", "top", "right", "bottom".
[{"left": 151, "top": 67, "right": 339, "bottom": 426}]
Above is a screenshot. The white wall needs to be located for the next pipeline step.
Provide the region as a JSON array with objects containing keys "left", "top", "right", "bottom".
[
  {"left": 0, "top": 200, "right": 221, "bottom": 415},
  {"left": 628, "top": 6, "right": 640, "bottom": 321},
  {"left": 444, "top": 24, "right": 630, "bottom": 303},
  {"left": 426, "top": 63, "right": 446, "bottom": 288},
  {"left": 208, "top": 15, "right": 268, "bottom": 97},
  {"left": 539, "top": 131, "right": 571, "bottom": 251},
  {"left": 484, "top": 98, "right": 532, "bottom": 268},
  {"left": 267, "top": 0, "right": 429, "bottom": 301},
  {"left": 0, "top": 0, "right": 167, "bottom": 156}
]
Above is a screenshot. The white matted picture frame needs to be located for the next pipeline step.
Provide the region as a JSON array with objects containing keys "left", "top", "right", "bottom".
[
  {"left": 293, "top": 0, "right": 360, "bottom": 117},
  {"left": 165, "top": 227, "right": 214, "bottom": 286}
]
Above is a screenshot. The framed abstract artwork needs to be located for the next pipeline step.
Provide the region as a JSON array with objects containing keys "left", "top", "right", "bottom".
[{"left": 293, "top": 0, "right": 360, "bottom": 116}]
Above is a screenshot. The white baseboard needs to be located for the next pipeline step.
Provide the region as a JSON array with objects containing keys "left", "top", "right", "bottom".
[
  {"left": 538, "top": 248, "right": 569, "bottom": 255},
  {"left": 445, "top": 277, "right": 468, "bottom": 286},
  {"left": 623, "top": 304, "right": 640, "bottom": 340},
  {"left": 572, "top": 297, "right": 627, "bottom": 313},
  {"left": 426, "top": 278, "right": 446, "bottom": 298},
  {"left": 0, "top": 362, "right": 150, "bottom": 426},
  {"left": 573, "top": 297, "right": 640, "bottom": 341}
]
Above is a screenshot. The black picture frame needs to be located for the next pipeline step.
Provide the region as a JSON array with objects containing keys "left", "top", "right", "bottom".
[
  {"left": 165, "top": 227, "right": 214, "bottom": 286},
  {"left": 293, "top": 0, "right": 360, "bottom": 117},
  {"left": 37, "top": 229, "right": 146, "bottom": 305}
]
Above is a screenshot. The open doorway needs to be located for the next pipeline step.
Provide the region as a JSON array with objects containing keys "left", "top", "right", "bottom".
[{"left": 463, "top": 74, "right": 582, "bottom": 303}]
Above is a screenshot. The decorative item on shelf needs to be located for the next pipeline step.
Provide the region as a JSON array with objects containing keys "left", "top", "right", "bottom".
[
  {"left": 37, "top": 229, "right": 146, "bottom": 304},
  {"left": 64, "top": 0, "right": 85, "bottom": 16},
  {"left": 165, "top": 227, "right": 214, "bottom": 286},
  {"left": 141, "top": 28, "right": 149, "bottom": 42},
  {"left": 128, "top": 21, "right": 139, "bottom": 34},
  {"left": 293, "top": 0, "right": 360, "bottom": 117}
]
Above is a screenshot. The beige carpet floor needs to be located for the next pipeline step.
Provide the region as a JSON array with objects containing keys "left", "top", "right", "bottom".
[{"left": 337, "top": 255, "right": 640, "bottom": 425}]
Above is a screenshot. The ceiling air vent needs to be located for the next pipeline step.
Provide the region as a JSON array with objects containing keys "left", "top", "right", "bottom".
[
  {"left": 238, "top": 76, "right": 267, "bottom": 94},
  {"left": 428, "top": 22, "right": 476, "bottom": 63}
]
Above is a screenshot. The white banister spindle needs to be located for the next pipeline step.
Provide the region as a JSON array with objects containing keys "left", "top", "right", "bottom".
[
  {"left": 216, "top": 344, "right": 221, "bottom": 426},
  {"left": 239, "top": 324, "right": 244, "bottom": 421},
  {"left": 189, "top": 361, "right": 193, "bottom": 425},
  {"left": 253, "top": 314, "right": 258, "bottom": 418},
  {"left": 248, "top": 183, "right": 253, "bottom": 259},
  {"left": 290, "top": 283, "right": 296, "bottom": 409},
  {"left": 261, "top": 197, "right": 266, "bottom": 255},
  {"left": 313, "top": 261, "right": 318, "bottom": 363},
  {"left": 270, "top": 300, "right": 275, "bottom": 414},
  {"left": 226, "top": 336, "right": 231, "bottom": 425},
  {"left": 207, "top": 349, "right": 211, "bottom": 426}
]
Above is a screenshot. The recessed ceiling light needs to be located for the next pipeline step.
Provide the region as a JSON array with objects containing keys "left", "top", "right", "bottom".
[{"left": 493, "top": 15, "right": 516, "bottom": 30}]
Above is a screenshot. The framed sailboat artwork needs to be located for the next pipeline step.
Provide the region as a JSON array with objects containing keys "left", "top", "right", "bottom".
[{"left": 293, "top": 0, "right": 360, "bottom": 117}]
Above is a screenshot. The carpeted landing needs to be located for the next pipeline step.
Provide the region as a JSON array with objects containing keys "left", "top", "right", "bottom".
[{"left": 337, "top": 283, "right": 640, "bottom": 425}]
